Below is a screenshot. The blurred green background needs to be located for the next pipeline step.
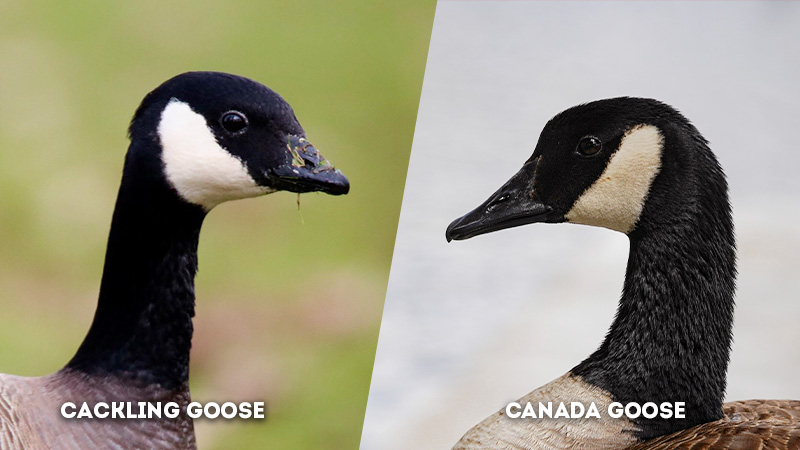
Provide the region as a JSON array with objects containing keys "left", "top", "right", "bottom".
[{"left": 0, "top": 1, "right": 434, "bottom": 448}]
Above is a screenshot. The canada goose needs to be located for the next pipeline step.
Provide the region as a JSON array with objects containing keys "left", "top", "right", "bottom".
[
  {"left": 0, "top": 71, "right": 348, "bottom": 449},
  {"left": 445, "top": 98, "right": 800, "bottom": 450}
]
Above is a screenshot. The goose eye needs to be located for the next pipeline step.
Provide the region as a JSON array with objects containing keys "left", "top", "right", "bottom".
[
  {"left": 577, "top": 136, "right": 602, "bottom": 156},
  {"left": 220, "top": 111, "right": 248, "bottom": 134}
]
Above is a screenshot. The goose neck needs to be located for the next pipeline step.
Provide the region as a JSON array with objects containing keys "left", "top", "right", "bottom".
[
  {"left": 573, "top": 194, "right": 736, "bottom": 439},
  {"left": 67, "top": 151, "right": 206, "bottom": 390}
]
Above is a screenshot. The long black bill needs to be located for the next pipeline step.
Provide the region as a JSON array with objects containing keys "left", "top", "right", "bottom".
[
  {"left": 269, "top": 135, "right": 350, "bottom": 195},
  {"left": 446, "top": 157, "right": 554, "bottom": 242}
]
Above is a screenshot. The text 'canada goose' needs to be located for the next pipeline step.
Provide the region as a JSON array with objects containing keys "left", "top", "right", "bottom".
[
  {"left": 446, "top": 98, "right": 800, "bottom": 450},
  {"left": 0, "top": 72, "right": 348, "bottom": 449}
]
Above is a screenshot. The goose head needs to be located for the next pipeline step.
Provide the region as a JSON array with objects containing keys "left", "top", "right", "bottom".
[
  {"left": 126, "top": 71, "right": 349, "bottom": 211},
  {"left": 446, "top": 97, "right": 711, "bottom": 241}
]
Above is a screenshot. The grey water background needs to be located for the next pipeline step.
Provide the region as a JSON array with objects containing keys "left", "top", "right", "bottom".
[{"left": 362, "top": 2, "right": 800, "bottom": 449}]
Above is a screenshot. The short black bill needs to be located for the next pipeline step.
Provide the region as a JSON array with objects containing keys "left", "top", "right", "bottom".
[{"left": 268, "top": 135, "right": 350, "bottom": 195}]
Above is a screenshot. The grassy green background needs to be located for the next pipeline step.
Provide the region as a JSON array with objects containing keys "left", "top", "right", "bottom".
[{"left": 0, "top": 1, "right": 434, "bottom": 448}]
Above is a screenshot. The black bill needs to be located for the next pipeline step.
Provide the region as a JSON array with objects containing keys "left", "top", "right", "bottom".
[
  {"left": 268, "top": 135, "right": 350, "bottom": 196},
  {"left": 446, "top": 157, "right": 556, "bottom": 242}
]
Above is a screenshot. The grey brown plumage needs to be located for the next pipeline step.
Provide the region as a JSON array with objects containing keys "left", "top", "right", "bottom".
[
  {"left": 630, "top": 401, "right": 800, "bottom": 450},
  {"left": 453, "top": 400, "right": 800, "bottom": 450},
  {"left": 0, "top": 371, "right": 194, "bottom": 449}
]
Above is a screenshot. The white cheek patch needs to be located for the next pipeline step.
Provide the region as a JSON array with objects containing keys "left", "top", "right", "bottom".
[
  {"left": 158, "top": 100, "right": 273, "bottom": 210},
  {"left": 565, "top": 124, "right": 663, "bottom": 233}
]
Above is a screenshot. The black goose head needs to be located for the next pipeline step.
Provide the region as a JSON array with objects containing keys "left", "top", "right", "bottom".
[
  {"left": 446, "top": 97, "right": 702, "bottom": 241},
  {"left": 127, "top": 71, "right": 349, "bottom": 210}
]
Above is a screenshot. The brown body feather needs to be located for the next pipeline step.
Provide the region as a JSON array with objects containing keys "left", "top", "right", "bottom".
[
  {"left": 631, "top": 401, "right": 800, "bottom": 450},
  {"left": 0, "top": 371, "right": 194, "bottom": 449},
  {"left": 452, "top": 394, "right": 800, "bottom": 450}
]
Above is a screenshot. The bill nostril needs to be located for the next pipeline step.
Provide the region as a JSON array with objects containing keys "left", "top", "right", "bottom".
[
  {"left": 487, "top": 193, "right": 511, "bottom": 211},
  {"left": 301, "top": 153, "right": 319, "bottom": 167},
  {"left": 288, "top": 137, "right": 324, "bottom": 168}
]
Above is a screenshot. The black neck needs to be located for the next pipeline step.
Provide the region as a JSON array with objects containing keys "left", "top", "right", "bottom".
[
  {"left": 572, "top": 130, "right": 736, "bottom": 440},
  {"left": 67, "top": 143, "right": 206, "bottom": 391}
]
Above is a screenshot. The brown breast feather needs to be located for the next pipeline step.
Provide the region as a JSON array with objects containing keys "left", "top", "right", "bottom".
[
  {"left": 0, "top": 370, "right": 196, "bottom": 449},
  {"left": 452, "top": 393, "right": 800, "bottom": 450},
  {"left": 629, "top": 400, "right": 800, "bottom": 450}
]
